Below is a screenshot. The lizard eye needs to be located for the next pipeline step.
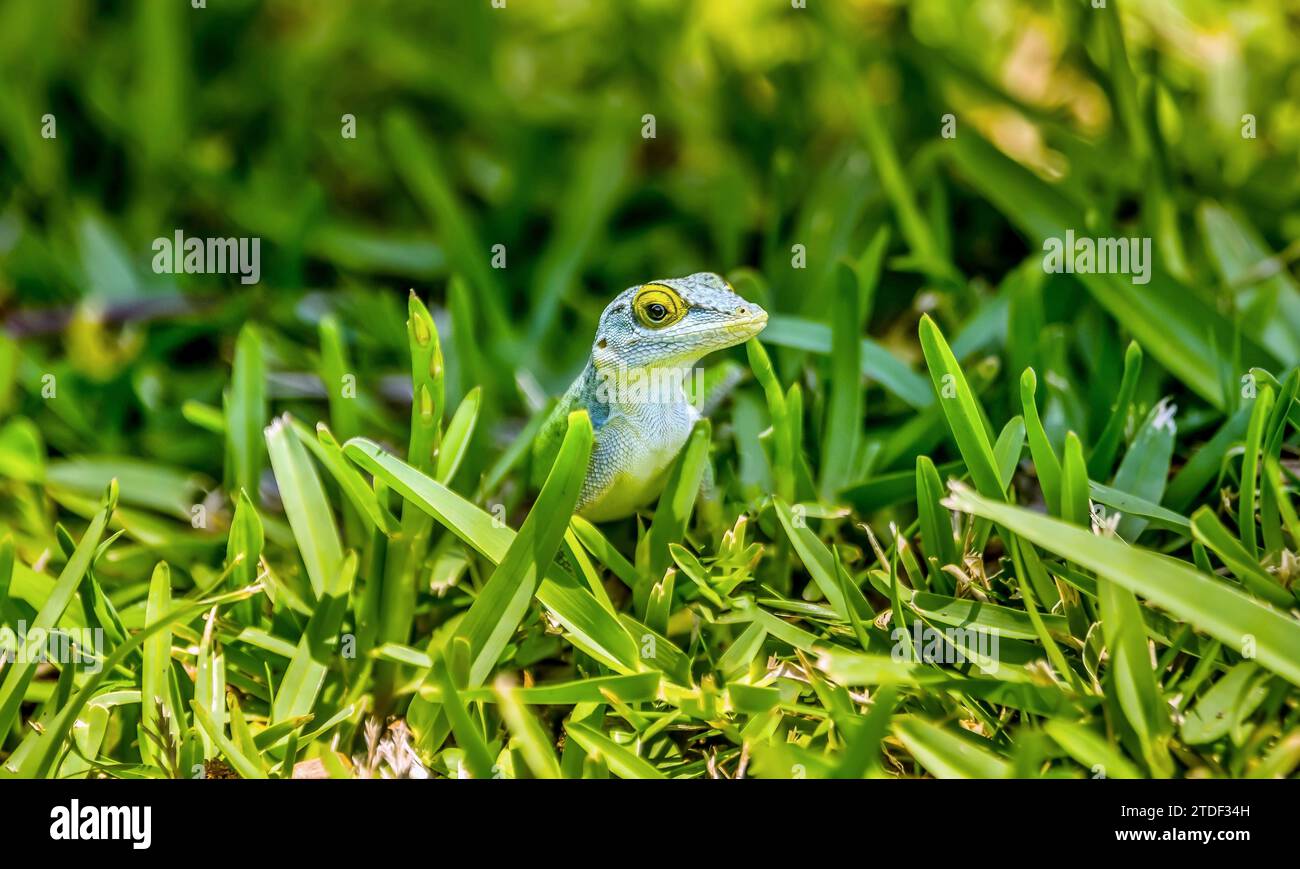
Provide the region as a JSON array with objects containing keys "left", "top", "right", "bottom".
[{"left": 633, "top": 284, "right": 686, "bottom": 329}]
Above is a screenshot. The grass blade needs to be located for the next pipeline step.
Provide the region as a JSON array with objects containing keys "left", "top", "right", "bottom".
[
  {"left": 919, "top": 315, "right": 1002, "bottom": 499},
  {"left": 642, "top": 419, "right": 711, "bottom": 607},
  {"left": 493, "top": 677, "right": 562, "bottom": 779},
  {"left": 226, "top": 324, "right": 266, "bottom": 498},
  {"left": 0, "top": 483, "right": 115, "bottom": 741},
  {"left": 947, "top": 483, "right": 1300, "bottom": 686},
  {"left": 893, "top": 716, "right": 1010, "bottom": 779},
  {"left": 456, "top": 411, "right": 591, "bottom": 687},
  {"left": 1088, "top": 341, "right": 1142, "bottom": 479},
  {"left": 820, "top": 261, "right": 865, "bottom": 501},
  {"left": 265, "top": 414, "right": 345, "bottom": 600},
  {"left": 563, "top": 720, "right": 665, "bottom": 780},
  {"left": 343, "top": 437, "right": 642, "bottom": 673},
  {"left": 1239, "top": 385, "right": 1274, "bottom": 558},
  {"left": 1020, "top": 368, "right": 1061, "bottom": 513}
]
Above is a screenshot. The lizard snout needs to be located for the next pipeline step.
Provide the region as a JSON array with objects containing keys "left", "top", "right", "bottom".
[
  {"left": 735, "top": 302, "right": 768, "bottom": 327},
  {"left": 723, "top": 302, "right": 768, "bottom": 343}
]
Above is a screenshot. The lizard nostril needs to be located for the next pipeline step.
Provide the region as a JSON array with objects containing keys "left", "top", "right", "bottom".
[
  {"left": 736, "top": 307, "right": 747, "bottom": 315},
  {"left": 597, "top": 338, "right": 607, "bottom": 349}
]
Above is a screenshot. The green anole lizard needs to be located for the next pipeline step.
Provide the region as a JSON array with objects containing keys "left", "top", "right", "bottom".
[{"left": 532, "top": 272, "right": 767, "bottom": 521}]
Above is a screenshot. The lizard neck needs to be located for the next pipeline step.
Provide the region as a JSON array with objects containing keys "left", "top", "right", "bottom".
[{"left": 583, "top": 357, "right": 697, "bottom": 426}]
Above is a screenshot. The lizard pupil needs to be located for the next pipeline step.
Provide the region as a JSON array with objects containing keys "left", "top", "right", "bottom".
[{"left": 647, "top": 303, "right": 667, "bottom": 321}]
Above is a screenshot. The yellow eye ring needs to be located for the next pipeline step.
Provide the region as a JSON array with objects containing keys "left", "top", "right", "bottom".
[{"left": 633, "top": 284, "right": 686, "bottom": 329}]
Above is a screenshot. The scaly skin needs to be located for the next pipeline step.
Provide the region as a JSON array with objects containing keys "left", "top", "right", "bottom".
[{"left": 532, "top": 272, "right": 767, "bottom": 521}]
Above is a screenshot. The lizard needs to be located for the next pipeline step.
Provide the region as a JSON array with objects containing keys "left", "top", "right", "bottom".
[{"left": 531, "top": 272, "right": 768, "bottom": 521}]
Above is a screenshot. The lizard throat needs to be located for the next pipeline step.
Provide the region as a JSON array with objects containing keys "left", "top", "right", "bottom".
[{"left": 588, "top": 362, "right": 700, "bottom": 418}]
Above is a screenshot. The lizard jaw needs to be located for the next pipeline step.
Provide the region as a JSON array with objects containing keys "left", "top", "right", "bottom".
[
  {"left": 696, "top": 307, "right": 768, "bottom": 352},
  {"left": 727, "top": 308, "right": 769, "bottom": 340}
]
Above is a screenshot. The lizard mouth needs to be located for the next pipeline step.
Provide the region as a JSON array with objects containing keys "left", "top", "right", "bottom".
[{"left": 723, "top": 308, "right": 768, "bottom": 340}]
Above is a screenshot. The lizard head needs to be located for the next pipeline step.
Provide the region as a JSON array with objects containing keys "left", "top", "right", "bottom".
[{"left": 591, "top": 272, "right": 768, "bottom": 370}]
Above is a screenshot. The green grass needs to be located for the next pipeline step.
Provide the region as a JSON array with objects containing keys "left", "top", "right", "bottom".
[{"left": 2, "top": 0, "right": 1300, "bottom": 779}]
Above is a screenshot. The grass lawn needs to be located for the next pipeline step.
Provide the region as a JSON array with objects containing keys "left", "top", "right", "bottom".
[{"left": 1, "top": 0, "right": 1299, "bottom": 780}]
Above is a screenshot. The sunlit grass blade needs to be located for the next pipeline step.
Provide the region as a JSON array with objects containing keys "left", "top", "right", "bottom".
[
  {"left": 642, "top": 419, "right": 710, "bottom": 610},
  {"left": 1097, "top": 556, "right": 1172, "bottom": 777},
  {"left": 893, "top": 715, "right": 1010, "bottom": 779},
  {"left": 494, "top": 677, "right": 562, "bottom": 779},
  {"left": 563, "top": 720, "right": 665, "bottom": 780},
  {"left": 1020, "top": 368, "right": 1060, "bottom": 513},
  {"left": 0, "top": 482, "right": 114, "bottom": 742},
  {"left": 317, "top": 314, "right": 359, "bottom": 442},
  {"left": 138, "top": 562, "right": 177, "bottom": 767},
  {"left": 915, "top": 455, "right": 958, "bottom": 579},
  {"left": 1043, "top": 719, "right": 1142, "bottom": 779},
  {"left": 372, "top": 293, "right": 446, "bottom": 697},
  {"left": 225, "top": 489, "right": 264, "bottom": 625},
  {"left": 570, "top": 515, "right": 640, "bottom": 591},
  {"left": 918, "top": 315, "right": 1002, "bottom": 499},
  {"left": 435, "top": 650, "right": 496, "bottom": 779},
  {"left": 774, "top": 497, "right": 871, "bottom": 622},
  {"left": 265, "top": 415, "right": 345, "bottom": 601},
  {"left": 946, "top": 483, "right": 1300, "bottom": 686},
  {"left": 271, "top": 551, "right": 357, "bottom": 723},
  {"left": 1189, "top": 507, "right": 1292, "bottom": 608},
  {"left": 192, "top": 697, "right": 267, "bottom": 780},
  {"left": 455, "top": 411, "right": 591, "bottom": 687},
  {"left": 820, "top": 261, "right": 865, "bottom": 501},
  {"left": 1239, "top": 385, "right": 1275, "bottom": 558},
  {"left": 746, "top": 338, "right": 793, "bottom": 502},
  {"left": 342, "top": 437, "right": 642, "bottom": 672},
  {"left": 226, "top": 324, "right": 266, "bottom": 498},
  {"left": 1087, "top": 481, "right": 1189, "bottom": 533},
  {"left": 297, "top": 420, "right": 396, "bottom": 535},
  {"left": 436, "top": 386, "right": 481, "bottom": 485},
  {"left": 15, "top": 586, "right": 256, "bottom": 778},
  {"left": 1088, "top": 341, "right": 1142, "bottom": 479},
  {"left": 1060, "top": 432, "right": 1090, "bottom": 526},
  {"left": 454, "top": 673, "right": 660, "bottom": 705}
]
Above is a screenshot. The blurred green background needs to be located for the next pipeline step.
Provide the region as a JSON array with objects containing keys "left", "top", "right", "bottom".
[{"left": 3, "top": 0, "right": 1300, "bottom": 535}]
